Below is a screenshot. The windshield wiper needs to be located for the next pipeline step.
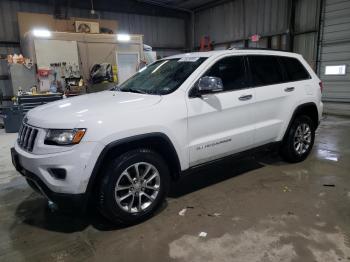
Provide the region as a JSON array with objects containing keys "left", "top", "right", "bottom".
[
  {"left": 121, "top": 88, "right": 148, "bottom": 94},
  {"left": 110, "top": 85, "right": 120, "bottom": 91}
]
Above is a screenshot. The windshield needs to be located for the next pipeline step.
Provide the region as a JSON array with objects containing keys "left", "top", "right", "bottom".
[{"left": 117, "top": 57, "right": 207, "bottom": 95}]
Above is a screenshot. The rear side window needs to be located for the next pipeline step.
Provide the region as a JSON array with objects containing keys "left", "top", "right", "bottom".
[
  {"left": 205, "top": 56, "right": 249, "bottom": 91},
  {"left": 248, "top": 55, "right": 284, "bottom": 86},
  {"left": 279, "top": 57, "right": 311, "bottom": 82}
]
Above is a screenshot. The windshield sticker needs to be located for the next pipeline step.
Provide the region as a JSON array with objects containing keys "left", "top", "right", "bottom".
[{"left": 178, "top": 57, "right": 200, "bottom": 62}]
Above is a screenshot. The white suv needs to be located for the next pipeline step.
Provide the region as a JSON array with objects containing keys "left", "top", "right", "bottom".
[{"left": 11, "top": 49, "right": 323, "bottom": 224}]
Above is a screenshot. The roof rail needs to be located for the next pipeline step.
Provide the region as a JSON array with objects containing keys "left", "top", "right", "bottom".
[{"left": 230, "top": 47, "right": 292, "bottom": 53}]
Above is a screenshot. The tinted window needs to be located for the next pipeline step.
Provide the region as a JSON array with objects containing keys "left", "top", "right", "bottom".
[
  {"left": 248, "top": 55, "right": 284, "bottom": 86},
  {"left": 205, "top": 56, "right": 248, "bottom": 91},
  {"left": 279, "top": 57, "right": 310, "bottom": 81}
]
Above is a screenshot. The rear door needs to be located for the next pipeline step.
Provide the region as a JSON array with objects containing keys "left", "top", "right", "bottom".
[
  {"left": 248, "top": 55, "right": 311, "bottom": 146},
  {"left": 278, "top": 56, "right": 315, "bottom": 133},
  {"left": 248, "top": 55, "right": 291, "bottom": 146},
  {"left": 186, "top": 55, "right": 256, "bottom": 166}
]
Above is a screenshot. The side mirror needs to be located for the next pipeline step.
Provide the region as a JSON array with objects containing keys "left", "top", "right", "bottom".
[{"left": 197, "top": 76, "right": 224, "bottom": 95}]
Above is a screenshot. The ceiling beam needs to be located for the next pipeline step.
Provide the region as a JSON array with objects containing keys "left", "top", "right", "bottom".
[
  {"left": 18, "top": 0, "right": 189, "bottom": 19},
  {"left": 193, "top": 0, "right": 234, "bottom": 12}
]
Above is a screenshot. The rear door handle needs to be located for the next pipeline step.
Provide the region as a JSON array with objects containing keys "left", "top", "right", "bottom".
[
  {"left": 284, "top": 87, "right": 295, "bottom": 92},
  {"left": 239, "top": 94, "right": 253, "bottom": 101}
]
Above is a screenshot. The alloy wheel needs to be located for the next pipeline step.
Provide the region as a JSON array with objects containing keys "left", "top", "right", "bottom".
[
  {"left": 114, "top": 162, "right": 160, "bottom": 213},
  {"left": 293, "top": 123, "right": 312, "bottom": 155}
]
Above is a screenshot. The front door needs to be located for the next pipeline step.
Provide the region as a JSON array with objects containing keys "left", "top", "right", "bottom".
[{"left": 186, "top": 55, "right": 256, "bottom": 166}]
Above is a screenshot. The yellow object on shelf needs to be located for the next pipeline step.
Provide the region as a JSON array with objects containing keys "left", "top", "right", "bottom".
[{"left": 112, "top": 65, "right": 118, "bottom": 83}]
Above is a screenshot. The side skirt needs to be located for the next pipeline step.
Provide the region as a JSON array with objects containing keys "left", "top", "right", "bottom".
[{"left": 181, "top": 141, "right": 281, "bottom": 176}]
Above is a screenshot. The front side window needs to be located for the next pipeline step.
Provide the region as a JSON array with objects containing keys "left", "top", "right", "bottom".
[
  {"left": 204, "top": 56, "right": 249, "bottom": 91},
  {"left": 279, "top": 57, "right": 311, "bottom": 81},
  {"left": 117, "top": 57, "right": 207, "bottom": 95},
  {"left": 248, "top": 55, "right": 284, "bottom": 86}
]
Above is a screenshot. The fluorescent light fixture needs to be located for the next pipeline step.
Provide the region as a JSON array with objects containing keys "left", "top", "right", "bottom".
[
  {"left": 117, "top": 34, "right": 131, "bottom": 42},
  {"left": 325, "top": 65, "right": 346, "bottom": 75},
  {"left": 33, "top": 29, "right": 52, "bottom": 38}
]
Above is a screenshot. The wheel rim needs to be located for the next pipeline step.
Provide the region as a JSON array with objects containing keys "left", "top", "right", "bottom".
[
  {"left": 114, "top": 162, "right": 160, "bottom": 214},
  {"left": 293, "top": 123, "right": 312, "bottom": 155}
]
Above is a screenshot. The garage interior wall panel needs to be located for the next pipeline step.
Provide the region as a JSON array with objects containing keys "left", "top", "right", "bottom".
[
  {"left": 194, "top": 0, "right": 245, "bottom": 47},
  {"left": 0, "top": 0, "right": 187, "bottom": 96},
  {"left": 319, "top": 0, "right": 350, "bottom": 102},
  {"left": 0, "top": 0, "right": 186, "bottom": 49},
  {"left": 193, "top": 0, "right": 321, "bottom": 68},
  {"left": 292, "top": 0, "right": 321, "bottom": 68},
  {"left": 294, "top": 33, "right": 318, "bottom": 69},
  {"left": 244, "top": 0, "right": 289, "bottom": 37},
  {"left": 294, "top": 0, "right": 320, "bottom": 34},
  {"left": 194, "top": 0, "right": 289, "bottom": 47}
]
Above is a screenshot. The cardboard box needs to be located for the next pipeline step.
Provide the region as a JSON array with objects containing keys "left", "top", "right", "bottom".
[{"left": 17, "top": 12, "right": 118, "bottom": 37}]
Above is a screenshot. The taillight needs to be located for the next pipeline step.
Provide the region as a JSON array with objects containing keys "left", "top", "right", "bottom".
[{"left": 319, "top": 82, "right": 323, "bottom": 93}]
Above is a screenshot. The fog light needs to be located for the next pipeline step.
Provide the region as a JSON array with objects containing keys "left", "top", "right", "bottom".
[{"left": 49, "top": 168, "right": 66, "bottom": 180}]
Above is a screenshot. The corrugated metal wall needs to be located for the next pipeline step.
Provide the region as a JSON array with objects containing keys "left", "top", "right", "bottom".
[
  {"left": 0, "top": 1, "right": 187, "bottom": 48},
  {"left": 293, "top": 0, "right": 321, "bottom": 69},
  {"left": 194, "top": 0, "right": 321, "bottom": 68},
  {"left": 194, "top": 0, "right": 289, "bottom": 47},
  {"left": 319, "top": 0, "right": 350, "bottom": 102}
]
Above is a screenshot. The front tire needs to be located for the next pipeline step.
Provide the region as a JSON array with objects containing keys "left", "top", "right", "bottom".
[
  {"left": 98, "top": 149, "right": 170, "bottom": 224},
  {"left": 280, "top": 115, "right": 315, "bottom": 163}
]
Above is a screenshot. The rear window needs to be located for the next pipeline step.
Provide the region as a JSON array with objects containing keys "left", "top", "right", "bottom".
[
  {"left": 248, "top": 55, "right": 284, "bottom": 86},
  {"left": 279, "top": 57, "right": 311, "bottom": 82}
]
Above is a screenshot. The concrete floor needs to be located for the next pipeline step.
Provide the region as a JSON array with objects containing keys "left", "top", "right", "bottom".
[{"left": 1, "top": 115, "right": 350, "bottom": 262}]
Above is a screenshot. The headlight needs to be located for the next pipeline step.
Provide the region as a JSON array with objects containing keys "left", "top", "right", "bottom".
[{"left": 44, "top": 129, "right": 86, "bottom": 145}]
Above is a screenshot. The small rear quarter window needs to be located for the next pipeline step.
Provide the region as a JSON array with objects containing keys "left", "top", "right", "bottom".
[{"left": 279, "top": 57, "right": 311, "bottom": 82}]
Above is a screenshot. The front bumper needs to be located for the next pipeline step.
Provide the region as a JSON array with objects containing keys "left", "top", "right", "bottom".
[
  {"left": 13, "top": 141, "right": 104, "bottom": 194},
  {"left": 11, "top": 147, "right": 87, "bottom": 211}
]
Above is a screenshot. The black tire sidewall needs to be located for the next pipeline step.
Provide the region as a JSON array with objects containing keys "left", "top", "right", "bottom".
[
  {"left": 99, "top": 149, "right": 170, "bottom": 224},
  {"left": 282, "top": 115, "right": 315, "bottom": 163}
]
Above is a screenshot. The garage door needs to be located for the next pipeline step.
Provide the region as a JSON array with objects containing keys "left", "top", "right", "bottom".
[{"left": 319, "top": 0, "right": 350, "bottom": 102}]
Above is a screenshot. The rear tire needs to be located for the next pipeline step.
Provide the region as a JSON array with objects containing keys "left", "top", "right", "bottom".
[
  {"left": 98, "top": 149, "right": 170, "bottom": 225},
  {"left": 280, "top": 115, "right": 315, "bottom": 163}
]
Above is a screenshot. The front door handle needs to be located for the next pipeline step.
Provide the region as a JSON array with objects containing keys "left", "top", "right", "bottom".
[
  {"left": 239, "top": 94, "right": 253, "bottom": 101},
  {"left": 284, "top": 87, "right": 295, "bottom": 92}
]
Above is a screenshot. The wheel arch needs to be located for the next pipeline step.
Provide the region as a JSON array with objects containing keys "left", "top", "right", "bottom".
[
  {"left": 86, "top": 132, "right": 181, "bottom": 199},
  {"left": 283, "top": 102, "right": 319, "bottom": 142}
]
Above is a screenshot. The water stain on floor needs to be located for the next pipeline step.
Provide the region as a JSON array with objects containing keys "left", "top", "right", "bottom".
[{"left": 169, "top": 215, "right": 350, "bottom": 262}]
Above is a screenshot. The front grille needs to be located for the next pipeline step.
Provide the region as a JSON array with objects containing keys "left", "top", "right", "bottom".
[{"left": 18, "top": 123, "right": 39, "bottom": 152}]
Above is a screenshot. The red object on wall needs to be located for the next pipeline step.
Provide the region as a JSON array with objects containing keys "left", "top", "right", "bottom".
[
  {"left": 38, "top": 68, "right": 51, "bottom": 77},
  {"left": 251, "top": 34, "right": 261, "bottom": 42},
  {"left": 200, "top": 36, "right": 213, "bottom": 51}
]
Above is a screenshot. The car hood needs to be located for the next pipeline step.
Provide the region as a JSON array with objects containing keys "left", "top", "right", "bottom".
[{"left": 26, "top": 91, "right": 162, "bottom": 128}]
